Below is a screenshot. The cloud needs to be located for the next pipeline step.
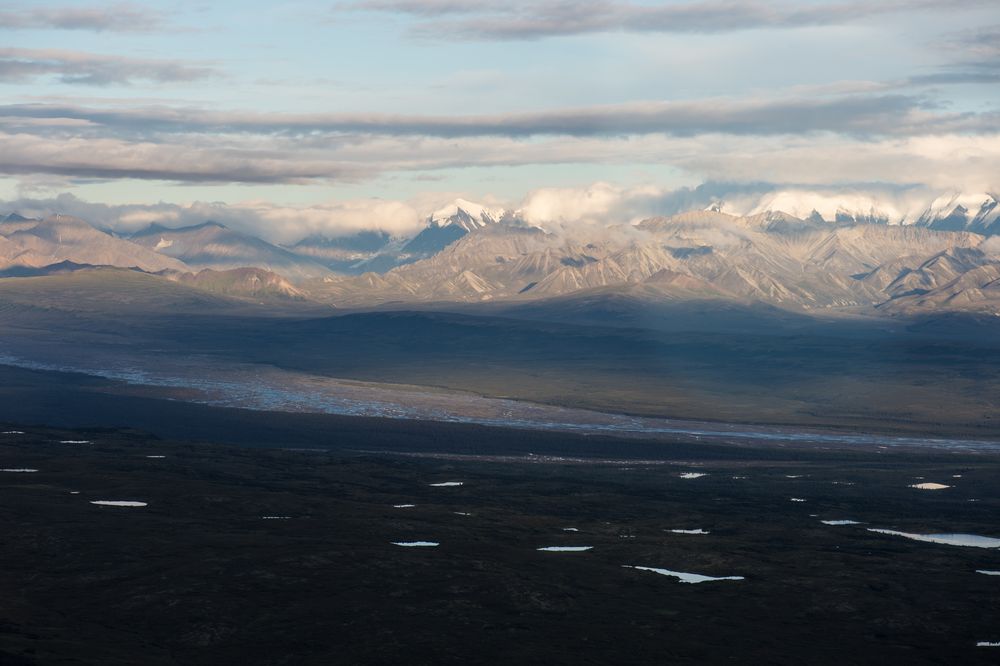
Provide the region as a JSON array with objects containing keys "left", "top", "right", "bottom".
[
  {"left": 1, "top": 93, "right": 989, "bottom": 138},
  {"left": 1, "top": 121, "right": 998, "bottom": 191},
  {"left": 0, "top": 193, "right": 427, "bottom": 243},
  {"left": 0, "top": 132, "right": 369, "bottom": 183},
  {"left": 908, "top": 25, "right": 1000, "bottom": 86},
  {"left": 0, "top": 3, "right": 164, "bottom": 32},
  {"left": 0, "top": 88, "right": 995, "bottom": 189},
  {"left": 5, "top": 178, "right": 987, "bottom": 247},
  {"left": 0, "top": 48, "right": 216, "bottom": 85},
  {"left": 520, "top": 182, "right": 666, "bottom": 227},
  {"left": 344, "top": 0, "right": 992, "bottom": 40}
]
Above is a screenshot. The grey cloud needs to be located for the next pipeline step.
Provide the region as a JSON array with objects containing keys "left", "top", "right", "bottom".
[
  {"left": 0, "top": 133, "right": 371, "bottom": 184},
  {"left": 0, "top": 3, "right": 164, "bottom": 32},
  {"left": 344, "top": 0, "right": 991, "bottom": 40},
  {"left": 908, "top": 25, "right": 1000, "bottom": 86},
  {"left": 344, "top": 0, "right": 499, "bottom": 16},
  {"left": 0, "top": 48, "right": 217, "bottom": 85},
  {"left": 0, "top": 94, "right": 977, "bottom": 138}
]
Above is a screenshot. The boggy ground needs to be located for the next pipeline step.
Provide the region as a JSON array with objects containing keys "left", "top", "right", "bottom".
[{"left": 1, "top": 423, "right": 999, "bottom": 665}]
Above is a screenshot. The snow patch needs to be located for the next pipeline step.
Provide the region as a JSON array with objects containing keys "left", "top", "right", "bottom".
[
  {"left": 90, "top": 500, "right": 147, "bottom": 507},
  {"left": 623, "top": 565, "right": 744, "bottom": 584},
  {"left": 868, "top": 529, "right": 1000, "bottom": 548}
]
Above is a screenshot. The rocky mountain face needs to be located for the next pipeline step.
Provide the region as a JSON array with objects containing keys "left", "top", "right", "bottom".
[
  {"left": 0, "top": 214, "right": 189, "bottom": 273},
  {"left": 163, "top": 267, "right": 307, "bottom": 301},
  {"left": 311, "top": 208, "right": 1000, "bottom": 315},
  {"left": 4, "top": 195, "right": 1000, "bottom": 316},
  {"left": 281, "top": 200, "right": 511, "bottom": 275}
]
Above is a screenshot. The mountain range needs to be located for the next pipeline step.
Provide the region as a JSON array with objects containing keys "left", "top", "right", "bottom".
[{"left": 2, "top": 191, "right": 1000, "bottom": 316}]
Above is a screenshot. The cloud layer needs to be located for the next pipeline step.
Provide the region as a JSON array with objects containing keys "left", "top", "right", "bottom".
[
  {"left": 0, "top": 94, "right": 996, "bottom": 190},
  {"left": 0, "top": 49, "right": 216, "bottom": 85},
  {"left": 0, "top": 3, "right": 164, "bottom": 32},
  {"left": 346, "top": 0, "right": 992, "bottom": 40},
  {"left": 0, "top": 179, "right": 989, "bottom": 246},
  {"left": 3, "top": 93, "right": 986, "bottom": 137}
]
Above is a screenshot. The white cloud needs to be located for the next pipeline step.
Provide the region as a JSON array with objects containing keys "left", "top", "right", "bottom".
[
  {"left": 520, "top": 182, "right": 665, "bottom": 228},
  {"left": 1, "top": 193, "right": 425, "bottom": 244}
]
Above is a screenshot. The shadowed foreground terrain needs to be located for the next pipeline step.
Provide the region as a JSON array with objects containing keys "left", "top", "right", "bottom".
[
  {"left": 2, "top": 271, "right": 1000, "bottom": 438},
  {"left": 2, "top": 397, "right": 1000, "bottom": 664}
]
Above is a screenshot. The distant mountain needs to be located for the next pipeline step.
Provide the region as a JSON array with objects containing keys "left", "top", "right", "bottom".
[
  {"left": 130, "top": 221, "right": 332, "bottom": 282},
  {"left": 0, "top": 215, "right": 189, "bottom": 273},
  {"left": 287, "top": 231, "right": 394, "bottom": 273},
  {"left": 7, "top": 197, "right": 1000, "bottom": 317},
  {"left": 719, "top": 189, "right": 1000, "bottom": 233},
  {"left": 918, "top": 193, "right": 1000, "bottom": 235},
  {"left": 427, "top": 199, "right": 507, "bottom": 231},
  {"left": 0, "top": 259, "right": 122, "bottom": 278},
  {"left": 311, "top": 208, "right": 1000, "bottom": 315},
  {"left": 348, "top": 199, "right": 516, "bottom": 274}
]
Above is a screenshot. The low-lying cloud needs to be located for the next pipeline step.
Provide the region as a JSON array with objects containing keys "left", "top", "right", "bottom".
[
  {"left": 1, "top": 193, "right": 427, "bottom": 244},
  {"left": 1, "top": 179, "right": 985, "bottom": 246}
]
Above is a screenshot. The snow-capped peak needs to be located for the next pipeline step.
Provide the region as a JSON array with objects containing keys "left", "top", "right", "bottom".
[
  {"left": 428, "top": 199, "right": 507, "bottom": 231},
  {"left": 738, "top": 190, "right": 906, "bottom": 225}
]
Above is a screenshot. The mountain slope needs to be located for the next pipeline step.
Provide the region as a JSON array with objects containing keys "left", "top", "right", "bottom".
[
  {"left": 307, "top": 208, "right": 1000, "bottom": 313},
  {"left": 130, "top": 221, "right": 332, "bottom": 282},
  {"left": 0, "top": 215, "right": 189, "bottom": 273},
  {"left": 286, "top": 231, "right": 394, "bottom": 273}
]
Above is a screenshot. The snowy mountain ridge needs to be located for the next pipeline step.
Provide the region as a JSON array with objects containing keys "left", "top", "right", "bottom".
[{"left": 713, "top": 190, "right": 1000, "bottom": 233}]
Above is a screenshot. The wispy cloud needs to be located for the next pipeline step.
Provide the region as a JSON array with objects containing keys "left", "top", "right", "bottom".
[
  {"left": 0, "top": 48, "right": 217, "bottom": 85},
  {"left": 1, "top": 123, "right": 998, "bottom": 192},
  {"left": 0, "top": 87, "right": 996, "bottom": 188},
  {"left": 343, "top": 0, "right": 992, "bottom": 40},
  {"left": 0, "top": 2, "right": 164, "bottom": 32},
  {"left": 2, "top": 93, "right": 991, "bottom": 137},
  {"left": 0, "top": 193, "right": 427, "bottom": 243},
  {"left": 908, "top": 25, "right": 1000, "bottom": 86},
  {"left": 0, "top": 132, "right": 373, "bottom": 183}
]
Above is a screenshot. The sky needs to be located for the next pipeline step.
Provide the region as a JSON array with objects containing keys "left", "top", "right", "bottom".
[{"left": 0, "top": 0, "right": 998, "bottom": 241}]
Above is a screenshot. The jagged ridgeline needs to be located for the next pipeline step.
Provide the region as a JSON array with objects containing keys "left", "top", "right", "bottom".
[{"left": 2, "top": 191, "right": 999, "bottom": 314}]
